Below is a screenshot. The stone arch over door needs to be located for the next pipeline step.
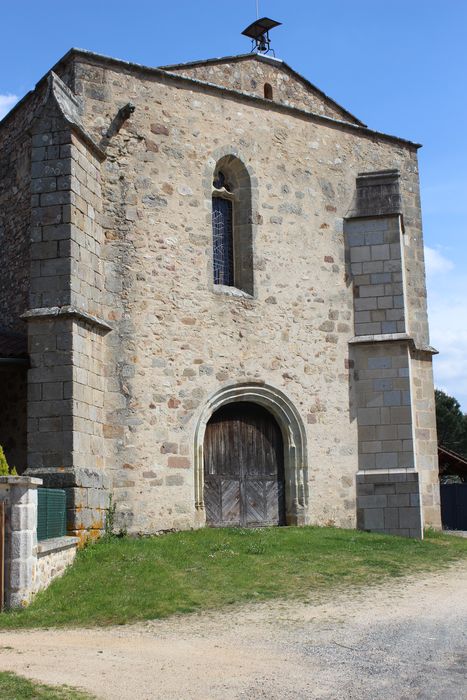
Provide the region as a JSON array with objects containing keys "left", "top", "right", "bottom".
[{"left": 194, "top": 383, "right": 309, "bottom": 526}]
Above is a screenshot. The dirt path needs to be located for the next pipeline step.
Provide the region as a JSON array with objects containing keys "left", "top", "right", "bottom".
[{"left": 1, "top": 562, "right": 466, "bottom": 699}]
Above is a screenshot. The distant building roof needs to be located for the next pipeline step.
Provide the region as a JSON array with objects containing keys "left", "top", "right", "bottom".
[{"left": 438, "top": 445, "right": 467, "bottom": 478}]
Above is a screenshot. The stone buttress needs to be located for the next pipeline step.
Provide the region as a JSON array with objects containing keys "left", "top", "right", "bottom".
[
  {"left": 23, "top": 73, "right": 110, "bottom": 540},
  {"left": 345, "top": 170, "right": 441, "bottom": 537}
]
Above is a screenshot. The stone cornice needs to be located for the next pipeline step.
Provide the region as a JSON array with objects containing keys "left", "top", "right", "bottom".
[
  {"left": 21, "top": 306, "right": 112, "bottom": 333},
  {"left": 0, "top": 476, "right": 43, "bottom": 486},
  {"left": 349, "top": 333, "right": 438, "bottom": 355}
]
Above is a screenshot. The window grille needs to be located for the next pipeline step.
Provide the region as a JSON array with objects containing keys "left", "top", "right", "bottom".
[
  {"left": 37, "top": 488, "right": 67, "bottom": 540},
  {"left": 212, "top": 196, "right": 234, "bottom": 286}
]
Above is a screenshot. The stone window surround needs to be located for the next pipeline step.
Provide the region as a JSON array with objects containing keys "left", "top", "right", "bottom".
[
  {"left": 193, "top": 382, "right": 309, "bottom": 526},
  {"left": 204, "top": 148, "right": 257, "bottom": 298}
]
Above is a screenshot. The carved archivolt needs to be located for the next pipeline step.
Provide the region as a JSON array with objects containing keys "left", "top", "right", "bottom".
[{"left": 194, "top": 382, "right": 309, "bottom": 525}]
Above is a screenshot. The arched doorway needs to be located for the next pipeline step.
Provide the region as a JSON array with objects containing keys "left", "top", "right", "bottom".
[
  {"left": 204, "top": 402, "right": 285, "bottom": 527},
  {"left": 194, "top": 382, "right": 309, "bottom": 526}
]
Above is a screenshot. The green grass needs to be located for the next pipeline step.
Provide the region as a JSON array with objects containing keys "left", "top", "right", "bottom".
[
  {"left": 0, "top": 672, "right": 95, "bottom": 699},
  {"left": 1, "top": 527, "right": 466, "bottom": 629}
]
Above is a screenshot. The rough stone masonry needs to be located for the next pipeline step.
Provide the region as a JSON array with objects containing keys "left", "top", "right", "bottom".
[{"left": 0, "top": 49, "right": 441, "bottom": 538}]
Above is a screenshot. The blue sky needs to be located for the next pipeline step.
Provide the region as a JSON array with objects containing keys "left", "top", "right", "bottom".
[{"left": 1, "top": 0, "right": 466, "bottom": 408}]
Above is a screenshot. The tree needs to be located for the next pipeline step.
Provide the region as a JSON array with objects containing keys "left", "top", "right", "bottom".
[
  {"left": 435, "top": 389, "right": 467, "bottom": 456},
  {"left": 0, "top": 445, "right": 17, "bottom": 476}
]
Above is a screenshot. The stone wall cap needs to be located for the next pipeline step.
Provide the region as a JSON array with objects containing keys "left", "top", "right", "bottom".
[
  {"left": 36, "top": 535, "right": 80, "bottom": 556},
  {"left": 357, "top": 469, "right": 418, "bottom": 476},
  {"left": 349, "top": 332, "right": 412, "bottom": 345},
  {"left": 0, "top": 476, "right": 43, "bottom": 486}
]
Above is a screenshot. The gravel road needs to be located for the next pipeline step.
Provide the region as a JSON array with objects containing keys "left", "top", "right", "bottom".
[{"left": 1, "top": 561, "right": 466, "bottom": 699}]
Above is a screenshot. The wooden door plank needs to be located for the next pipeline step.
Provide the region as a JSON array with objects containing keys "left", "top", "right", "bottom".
[{"left": 204, "top": 402, "right": 285, "bottom": 527}]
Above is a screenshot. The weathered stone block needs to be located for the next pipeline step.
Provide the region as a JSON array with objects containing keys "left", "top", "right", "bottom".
[
  {"left": 399, "top": 507, "right": 422, "bottom": 531},
  {"left": 10, "top": 504, "right": 36, "bottom": 531}
]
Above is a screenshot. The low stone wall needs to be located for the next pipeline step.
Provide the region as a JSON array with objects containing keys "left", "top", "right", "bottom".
[
  {"left": 0, "top": 476, "right": 79, "bottom": 608},
  {"left": 35, "top": 536, "right": 79, "bottom": 594},
  {"left": 26, "top": 467, "right": 110, "bottom": 543}
]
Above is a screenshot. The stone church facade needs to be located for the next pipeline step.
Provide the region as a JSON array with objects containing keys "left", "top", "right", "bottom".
[{"left": 0, "top": 49, "right": 441, "bottom": 538}]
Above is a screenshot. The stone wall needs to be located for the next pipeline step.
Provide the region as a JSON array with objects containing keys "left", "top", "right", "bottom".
[
  {"left": 0, "top": 476, "right": 79, "bottom": 608},
  {"left": 35, "top": 536, "right": 78, "bottom": 595},
  {"left": 0, "top": 476, "right": 40, "bottom": 608},
  {"left": 347, "top": 215, "right": 405, "bottom": 337},
  {"left": 0, "top": 49, "right": 440, "bottom": 537},
  {"left": 351, "top": 341, "right": 413, "bottom": 472},
  {"left": 67, "top": 52, "right": 434, "bottom": 534},
  {"left": 345, "top": 172, "right": 438, "bottom": 536},
  {"left": 410, "top": 350, "right": 441, "bottom": 528},
  {"left": 21, "top": 73, "right": 110, "bottom": 540},
  {"left": 163, "top": 54, "right": 362, "bottom": 124},
  {"left": 356, "top": 471, "right": 422, "bottom": 537},
  {"left": 25, "top": 313, "right": 110, "bottom": 540},
  {"left": 0, "top": 87, "right": 44, "bottom": 334}
]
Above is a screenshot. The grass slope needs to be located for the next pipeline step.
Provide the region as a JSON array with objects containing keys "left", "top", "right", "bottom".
[
  {"left": 0, "top": 671, "right": 95, "bottom": 699},
  {"left": 1, "top": 527, "right": 466, "bottom": 629}
]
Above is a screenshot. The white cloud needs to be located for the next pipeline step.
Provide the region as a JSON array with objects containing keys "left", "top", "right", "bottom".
[
  {"left": 424, "top": 246, "right": 454, "bottom": 275},
  {"left": 0, "top": 94, "right": 18, "bottom": 120},
  {"left": 424, "top": 247, "right": 467, "bottom": 410}
]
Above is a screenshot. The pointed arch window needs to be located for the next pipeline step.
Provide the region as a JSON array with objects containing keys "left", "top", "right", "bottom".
[
  {"left": 212, "top": 172, "right": 234, "bottom": 286},
  {"left": 211, "top": 156, "right": 254, "bottom": 296}
]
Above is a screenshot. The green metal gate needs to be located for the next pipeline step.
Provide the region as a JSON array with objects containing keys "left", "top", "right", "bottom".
[{"left": 37, "top": 488, "right": 67, "bottom": 540}]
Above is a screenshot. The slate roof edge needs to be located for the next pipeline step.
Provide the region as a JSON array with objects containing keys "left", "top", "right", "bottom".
[
  {"left": 159, "top": 52, "right": 367, "bottom": 127},
  {"left": 0, "top": 48, "right": 422, "bottom": 150},
  {"left": 438, "top": 445, "right": 467, "bottom": 467}
]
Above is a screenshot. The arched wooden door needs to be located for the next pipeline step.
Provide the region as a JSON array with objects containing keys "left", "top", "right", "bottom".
[{"left": 204, "top": 402, "right": 285, "bottom": 527}]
